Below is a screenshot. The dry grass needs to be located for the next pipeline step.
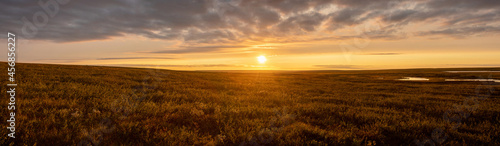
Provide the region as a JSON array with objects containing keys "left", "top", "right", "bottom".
[{"left": 1, "top": 63, "right": 499, "bottom": 145}]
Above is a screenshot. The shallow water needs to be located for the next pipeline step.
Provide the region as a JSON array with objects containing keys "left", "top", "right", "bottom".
[
  {"left": 397, "top": 77, "right": 429, "bottom": 81},
  {"left": 445, "top": 79, "right": 500, "bottom": 82},
  {"left": 445, "top": 71, "right": 500, "bottom": 73}
]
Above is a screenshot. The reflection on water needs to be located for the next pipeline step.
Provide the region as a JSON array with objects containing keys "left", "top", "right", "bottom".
[
  {"left": 397, "top": 77, "right": 429, "bottom": 81},
  {"left": 445, "top": 79, "right": 500, "bottom": 82},
  {"left": 396, "top": 77, "right": 500, "bottom": 83},
  {"left": 445, "top": 71, "right": 500, "bottom": 73}
]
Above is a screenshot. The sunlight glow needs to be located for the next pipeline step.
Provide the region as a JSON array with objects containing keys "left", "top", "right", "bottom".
[{"left": 257, "top": 55, "right": 267, "bottom": 64}]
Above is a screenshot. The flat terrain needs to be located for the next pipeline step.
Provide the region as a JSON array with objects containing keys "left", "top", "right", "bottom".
[{"left": 1, "top": 63, "right": 499, "bottom": 145}]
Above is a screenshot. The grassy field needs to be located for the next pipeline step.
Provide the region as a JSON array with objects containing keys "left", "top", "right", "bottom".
[{"left": 1, "top": 63, "right": 499, "bottom": 145}]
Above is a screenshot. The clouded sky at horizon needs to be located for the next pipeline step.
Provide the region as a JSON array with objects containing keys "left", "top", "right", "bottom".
[{"left": 1, "top": 0, "right": 499, "bottom": 70}]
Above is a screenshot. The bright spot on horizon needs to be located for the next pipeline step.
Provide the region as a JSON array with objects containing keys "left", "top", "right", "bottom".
[{"left": 257, "top": 55, "right": 267, "bottom": 64}]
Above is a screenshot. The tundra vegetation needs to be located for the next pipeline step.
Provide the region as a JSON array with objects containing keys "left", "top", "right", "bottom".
[{"left": 1, "top": 63, "right": 499, "bottom": 145}]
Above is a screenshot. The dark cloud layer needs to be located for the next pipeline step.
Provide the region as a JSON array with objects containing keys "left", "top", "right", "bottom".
[
  {"left": 149, "top": 45, "right": 248, "bottom": 54},
  {"left": 1, "top": 0, "right": 499, "bottom": 45},
  {"left": 96, "top": 57, "right": 176, "bottom": 60},
  {"left": 417, "top": 25, "right": 500, "bottom": 38},
  {"left": 103, "top": 64, "right": 242, "bottom": 68}
]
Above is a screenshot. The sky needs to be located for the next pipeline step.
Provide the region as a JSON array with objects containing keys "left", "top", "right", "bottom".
[{"left": 1, "top": 0, "right": 499, "bottom": 70}]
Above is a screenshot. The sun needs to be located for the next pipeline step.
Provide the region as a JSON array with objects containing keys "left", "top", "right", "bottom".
[{"left": 257, "top": 55, "right": 267, "bottom": 64}]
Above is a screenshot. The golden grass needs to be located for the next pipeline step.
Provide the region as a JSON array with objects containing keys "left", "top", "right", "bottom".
[{"left": 1, "top": 63, "right": 499, "bottom": 145}]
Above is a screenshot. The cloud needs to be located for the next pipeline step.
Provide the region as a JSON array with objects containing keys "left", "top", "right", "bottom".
[
  {"left": 382, "top": 10, "right": 417, "bottom": 22},
  {"left": 363, "top": 53, "right": 402, "bottom": 55},
  {"left": 149, "top": 45, "right": 249, "bottom": 54},
  {"left": 416, "top": 25, "right": 500, "bottom": 38},
  {"left": 275, "top": 12, "right": 328, "bottom": 34},
  {"left": 96, "top": 57, "right": 176, "bottom": 60},
  {"left": 425, "top": 0, "right": 500, "bottom": 9},
  {"left": 102, "top": 64, "right": 243, "bottom": 68},
  {"left": 314, "top": 65, "right": 366, "bottom": 69},
  {"left": 328, "top": 8, "right": 366, "bottom": 28},
  {"left": 1, "top": 0, "right": 500, "bottom": 47},
  {"left": 444, "top": 64, "right": 500, "bottom": 67}
]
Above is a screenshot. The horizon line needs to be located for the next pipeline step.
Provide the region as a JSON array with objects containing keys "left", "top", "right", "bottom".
[{"left": 3, "top": 61, "right": 500, "bottom": 72}]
